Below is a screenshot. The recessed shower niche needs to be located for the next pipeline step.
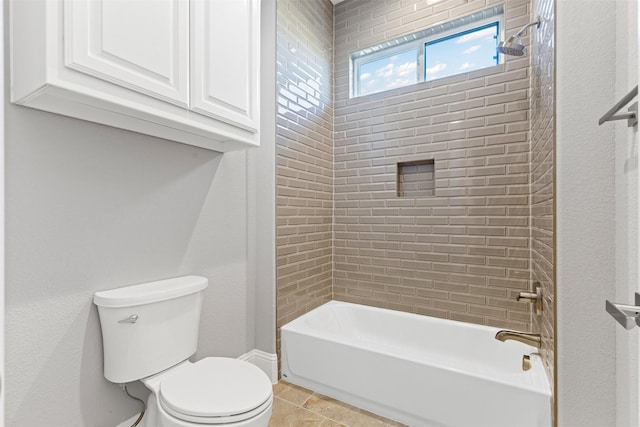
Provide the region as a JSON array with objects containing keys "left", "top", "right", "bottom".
[{"left": 396, "top": 159, "right": 435, "bottom": 198}]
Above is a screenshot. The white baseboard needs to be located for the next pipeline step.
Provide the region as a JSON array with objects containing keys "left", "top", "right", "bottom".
[{"left": 238, "top": 349, "right": 278, "bottom": 384}]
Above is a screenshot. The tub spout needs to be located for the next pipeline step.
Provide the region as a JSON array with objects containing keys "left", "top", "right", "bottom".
[{"left": 495, "top": 330, "right": 542, "bottom": 348}]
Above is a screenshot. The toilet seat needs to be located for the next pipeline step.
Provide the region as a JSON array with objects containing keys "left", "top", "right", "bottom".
[{"left": 158, "top": 358, "right": 273, "bottom": 424}]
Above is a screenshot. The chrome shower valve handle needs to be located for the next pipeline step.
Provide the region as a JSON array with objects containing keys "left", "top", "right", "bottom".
[{"left": 516, "top": 283, "right": 543, "bottom": 316}]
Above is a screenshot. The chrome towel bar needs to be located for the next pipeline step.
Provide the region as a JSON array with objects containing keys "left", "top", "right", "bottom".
[{"left": 599, "top": 85, "right": 638, "bottom": 127}]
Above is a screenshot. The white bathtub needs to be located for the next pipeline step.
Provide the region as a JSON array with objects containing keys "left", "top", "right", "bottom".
[{"left": 281, "top": 301, "right": 551, "bottom": 427}]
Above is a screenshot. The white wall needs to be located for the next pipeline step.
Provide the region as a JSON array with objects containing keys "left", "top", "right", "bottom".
[
  {"left": 0, "top": 3, "right": 5, "bottom": 425},
  {"left": 614, "top": 1, "right": 639, "bottom": 425},
  {"left": 250, "top": 0, "right": 277, "bottom": 355},
  {"left": 556, "top": 0, "right": 617, "bottom": 425},
  {"left": 3, "top": 3, "right": 277, "bottom": 427}
]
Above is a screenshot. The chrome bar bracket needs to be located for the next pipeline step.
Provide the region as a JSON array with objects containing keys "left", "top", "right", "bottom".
[
  {"left": 628, "top": 102, "right": 638, "bottom": 127},
  {"left": 599, "top": 86, "right": 638, "bottom": 127},
  {"left": 606, "top": 293, "right": 640, "bottom": 330}
]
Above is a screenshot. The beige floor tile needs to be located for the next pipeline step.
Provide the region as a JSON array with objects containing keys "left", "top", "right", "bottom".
[
  {"left": 270, "top": 382, "right": 406, "bottom": 427},
  {"left": 302, "top": 393, "right": 406, "bottom": 427},
  {"left": 319, "top": 419, "right": 348, "bottom": 427},
  {"left": 343, "top": 410, "right": 406, "bottom": 427},
  {"left": 302, "top": 394, "right": 356, "bottom": 421},
  {"left": 273, "top": 381, "right": 315, "bottom": 406},
  {"left": 269, "top": 397, "right": 326, "bottom": 427},
  {"left": 366, "top": 413, "right": 407, "bottom": 427}
]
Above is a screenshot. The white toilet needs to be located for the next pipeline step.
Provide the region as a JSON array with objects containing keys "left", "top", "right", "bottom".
[{"left": 93, "top": 275, "right": 273, "bottom": 427}]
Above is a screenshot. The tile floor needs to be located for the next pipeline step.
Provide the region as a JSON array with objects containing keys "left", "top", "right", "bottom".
[{"left": 269, "top": 381, "right": 407, "bottom": 427}]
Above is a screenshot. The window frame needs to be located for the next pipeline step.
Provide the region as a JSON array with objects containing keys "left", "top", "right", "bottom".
[{"left": 350, "top": 11, "right": 505, "bottom": 98}]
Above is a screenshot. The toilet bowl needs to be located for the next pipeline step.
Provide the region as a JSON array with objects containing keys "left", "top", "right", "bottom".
[
  {"left": 93, "top": 276, "right": 273, "bottom": 427},
  {"left": 141, "top": 358, "right": 273, "bottom": 427}
]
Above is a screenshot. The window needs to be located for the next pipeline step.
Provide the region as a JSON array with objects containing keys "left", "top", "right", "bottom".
[{"left": 351, "top": 7, "right": 503, "bottom": 98}]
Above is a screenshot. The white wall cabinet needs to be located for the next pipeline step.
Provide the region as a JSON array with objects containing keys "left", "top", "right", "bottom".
[{"left": 10, "top": 0, "right": 260, "bottom": 152}]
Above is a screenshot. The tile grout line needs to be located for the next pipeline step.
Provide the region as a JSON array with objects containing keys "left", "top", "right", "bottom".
[
  {"left": 300, "top": 391, "right": 316, "bottom": 408},
  {"left": 300, "top": 392, "right": 337, "bottom": 425},
  {"left": 274, "top": 395, "right": 332, "bottom": 426},
  {"left": 280, "top": 387, "right": 334, "bottom": 425}
]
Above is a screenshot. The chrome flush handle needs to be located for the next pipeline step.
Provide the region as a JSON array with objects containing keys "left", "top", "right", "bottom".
[{"left": 118, "top": 314, "right": 139, "bottom": 324}]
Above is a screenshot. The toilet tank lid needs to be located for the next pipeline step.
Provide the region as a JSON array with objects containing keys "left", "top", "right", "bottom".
[{"left": 93, "top": 275, "right": 208, "bottom": 308}]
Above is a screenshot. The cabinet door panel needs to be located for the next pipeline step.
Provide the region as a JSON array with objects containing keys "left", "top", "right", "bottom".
[
  {"left": 191, "top": 0, "right": 259, "bottom": 132},
  {"left": 64, "top": 0, "right": 189, "bottom": 106}
]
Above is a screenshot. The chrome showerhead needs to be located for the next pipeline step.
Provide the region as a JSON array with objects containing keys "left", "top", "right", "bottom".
[
  {"left": 497, "top": 16, "right": 541, "bottom": 57},
  {"left": 497, "top": 36, "right": 526, "bottom": 56}
]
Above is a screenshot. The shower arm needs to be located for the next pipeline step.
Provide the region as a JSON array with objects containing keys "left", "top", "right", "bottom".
[{"left": 512, "top": 17, "right": 541, "bottom": 39}]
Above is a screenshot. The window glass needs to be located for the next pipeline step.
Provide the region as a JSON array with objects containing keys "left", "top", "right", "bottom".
[
  {"left": 424, "top": 23, "right": 499, "bottom": 82},
  {"left": 358, "top": 49, "right": 418, "bottom": 97}
]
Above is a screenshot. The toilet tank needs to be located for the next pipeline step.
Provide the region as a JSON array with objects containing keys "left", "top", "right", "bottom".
[{"left": 93, "top": 275, "right": 208, "bottom": 383}]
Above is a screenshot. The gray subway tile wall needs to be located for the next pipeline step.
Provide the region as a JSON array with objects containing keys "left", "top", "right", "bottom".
[
  {"left": 276, "top": 0, "right": 334, "bottom": 364},
  {"left": 333, "top": 0, "right": 533, "bottom": 330}
]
